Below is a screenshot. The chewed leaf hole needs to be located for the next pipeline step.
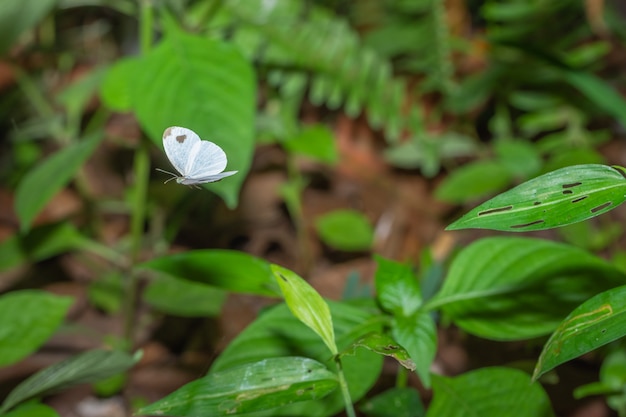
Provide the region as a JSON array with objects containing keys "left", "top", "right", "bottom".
[
  {"left": 478, "top": 206, "right": 514, "bottom": 216},
  {"left": 562, "top": 182, "right": 582, "bottom": 189},
  {"left": 510, "top": 220, "right": 545, "bottom": 229},
  {"left": 591, "top": 202, "right": 612, "bottom": 213},
  {"left": 571, "top": 196, "right": 588, "bottom": 203}
]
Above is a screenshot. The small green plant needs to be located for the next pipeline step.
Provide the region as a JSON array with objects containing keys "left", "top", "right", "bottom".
[
  {"left": 134, "top": 163, "right": 626, "bottom": 416},
  {"left": 3, "top": 1, "right": 626, "bottom": 416}
]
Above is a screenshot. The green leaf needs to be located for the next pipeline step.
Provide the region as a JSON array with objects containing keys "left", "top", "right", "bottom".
[
  {"left": 15, "top": 133, "right": 103, "bottom": 232},
  {"left": 574, "top": 350, "right": 626, "bottom": 403},
  {"left": 447, "top": 164, "right": 626, "bottom": 231},
  {"left": 517, "top": 109, "right": 568, "bottom": 136},
  {"left": 99, "top": 57, "right": 139, "bottom": 111},
  {"left": 344, "top": 332, "right": 415, "bottom": 371},
  {"left": 144, "top": 275, "right": 227, "bottom": 317},
  {"left": 1, "top": 349, "right": 138, "bottom": 413},
  {"left": 1, "top": 402, "right": 59, "bottom": 417},
  {"left": 137, "top": 357, "right": 337, "bottom": 417},
  {"left": 0, "top": 0, "right": 56, "bottom": 55},
  {"left": 271, "top": 264, "right": 337, "bottom": 355},
  {"left": 509, "top": 91, "right": 561, "bottom": 111},
  {"left": 426, "top": 237, "right": 625, "bottom": 340},
  {"left": 315, "top": 209, "right": 373, "bottom": 251},
  {"left": 359, "top": 388, "right": 425, "bottom": 417},
  {"left": 210, "top": 302, "right": 383, "bottom": 417},
  {"left": 601, "top": 350, "right": 626, "bottom": 392},
  {"left": 427, "top": 367, "right": 554, "bottom": 417},
  {"left": 0, "top": 290, "right": 72, "bottom": 367},
  {"left": 56, "top": 68, "right": 107, "bottom": 126},
  {"left": 576, "top": 353, "right": 626, "bottom": 416},
  {"left": 130, "top": 30, "right": 256, "bottom": 208},
  {"left": 392, "top": 313, "right": 436, "bottom": 387},
  {"left": 282, "top": 124, "right": 338, "bottom": 164},
  {"left": 139, "top": 250, "right": 279, "bottom": 297},
  {"left": 435, "top": 160, "right": 511, "bottom": 203},
  {"left": 533, "top": 285, "right": 626, "bottom": 381},
  {"left": 0, "top": 222, "right": 85, "bottom": 273},
  {"left": 374, "top": 255, "right": 421, "bottom": 317},
  {"left": 563, "top": 71, "right": 626, "bottom": 129},
  {"left": 494, "top": 140, "right": 541, "bottom": 179},
  {"left": 541, "top": 148, "right": 605, "bottom": 173}
]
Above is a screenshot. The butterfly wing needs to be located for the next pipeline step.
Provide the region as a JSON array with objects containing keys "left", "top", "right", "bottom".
[
  {"left": 162, "top": 126, "right": 201, "bottom": 175},
  {"left": 184, "top": 139, "right": 229, "bottom": 179},
  {"left": 178, "top": 170, "right": 238, "bottom": 185}
]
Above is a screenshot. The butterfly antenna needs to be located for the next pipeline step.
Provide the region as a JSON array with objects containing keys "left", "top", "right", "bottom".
[{"left": 156, "top": 168, "right": 179, "bottom": 184}]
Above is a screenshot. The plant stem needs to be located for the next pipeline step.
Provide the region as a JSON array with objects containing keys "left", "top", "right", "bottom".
[
  {"left": 123, "top": 140, "right": 150, "bottom": 347},
  {"left": 140, "top": 0, "right": 154, "bottom": 54},
  {"left": 285, "top": 155, "right": 313, "bottom": 274},
  {"left": 123, "top": 0, "right": 154, "bottom": 349},
  {"left": 334, "top": 356, "right": 356, "bottom": 417},
  {"left": 396, "top": 365, "right": 408, "bottom": 388}
]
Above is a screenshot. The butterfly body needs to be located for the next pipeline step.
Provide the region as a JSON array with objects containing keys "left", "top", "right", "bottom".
[{"left": 160, "top": 126, "right": 237, "bottom": 185}]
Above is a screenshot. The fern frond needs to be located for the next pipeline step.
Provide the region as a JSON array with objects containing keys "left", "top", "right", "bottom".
[{"left": 215, "top": 0, "right": 423, "bottom": 143}]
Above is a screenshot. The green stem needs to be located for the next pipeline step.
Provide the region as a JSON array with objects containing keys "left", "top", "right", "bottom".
[
  {"left": 79, "top": 238, "right": 128, "bottom": 269},
  {"left": 335, "top": 356, "right": 356, "bottom": 417},
  {"left": 123, "top": 0, "right": 154, "bottom": 349},
  {"left": 140, "top": 0, "right": 154, "bottom": 53},
  {"left": 396, "top": 365, "right": 408, "bottom": 388},
  {"left": 432, "top": 0, "right": 454, "bottom": 96},
  {"left": 123, "top": 140, "right": 150, "bottom": 348},
  {"left": 285, "top": 155, "right": 312, "bottom": 274}
]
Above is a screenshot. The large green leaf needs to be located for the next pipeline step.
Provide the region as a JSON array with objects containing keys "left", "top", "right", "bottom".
[
  {"left": 15, "top": 133, "right": 103, "bottom": 232},
  {"left": 210, "top": 301, "right": 383, "bottom": 417},
  {"left": 392, "top": 313, "right": 436, "bottom": 387},
  {"left": 533, "top": 285, "right": 626, "bottom": 381},
  {"left": 427, "top": 367, "right": 554, "bottom": 417},
  {"left": 137, "top": 357, "right": 338, "bottom": 416},
  {"left": 1, "top": 349, "right": 138, "bottom": 413},
  {"left": 100, "top": 57, "right": 139, "bottom": 111},
  {"left": 425, "top": 237, "right": 625, "bottom": 340},
  {"left": 139, "top": 250, "right": 279, "bottom": 297},
  {"left": 447, "top": 164, "right": 626, "bottom": 231},
  {"left": 374, "top": 255, "right": 422, "bottom": 317},
  {"left": 0, "top": 0, "right": 56, "bottom": 55},
  {"left": 0, "top": 290, "right": 72, "bottom": 367},
  {"left": 129, "top": 29, "right": 256, "bottom": 208},
  {"left": 144, "top": 275, "right": 227, "bottom": 317},
  {"left": 271, "top": 264, "right": 337, "bottom": 355}
]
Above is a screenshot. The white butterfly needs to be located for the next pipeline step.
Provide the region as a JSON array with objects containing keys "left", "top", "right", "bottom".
[{"left": 157, "top": 126, "right": 238, "bottom": 186}]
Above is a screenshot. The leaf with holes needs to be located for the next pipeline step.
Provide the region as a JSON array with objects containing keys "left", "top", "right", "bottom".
[
  {"left": 344, "top": 332, "right": 415, "bottom": 372},
  {"left": 447, "top": 164, "right": 626, "bottom": 231}
]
